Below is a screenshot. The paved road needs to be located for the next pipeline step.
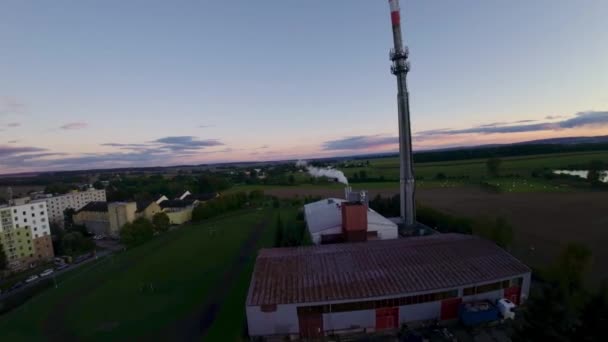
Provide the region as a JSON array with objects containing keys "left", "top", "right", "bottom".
[{"left": 0, "top": 249, "right": 113, "bottom": 300}]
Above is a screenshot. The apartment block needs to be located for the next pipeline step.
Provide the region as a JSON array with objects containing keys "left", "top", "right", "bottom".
[
  {"left": 43, "top": 189, "right": 106, "bottom": 224},
  {"left": 0, "top": 200, "right": 54, "bottom": 270}
]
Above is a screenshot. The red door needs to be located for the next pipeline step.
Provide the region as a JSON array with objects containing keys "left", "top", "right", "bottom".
[
  {"left": 440, "top": 297, "right": 462, "bottom": 320},
  {"left": 299, "top": 312, "right": 324, "bottom": 338},
  {"left": 376, "top": 307, "right": 399, "bottom": 330},
  {"left": 504, "top": 286, "right": 521, "bottom": 305}
]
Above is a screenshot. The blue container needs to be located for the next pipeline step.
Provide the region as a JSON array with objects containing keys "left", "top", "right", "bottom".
[{"left": 458, "top": 301, "right": 500, "bottom": 326}]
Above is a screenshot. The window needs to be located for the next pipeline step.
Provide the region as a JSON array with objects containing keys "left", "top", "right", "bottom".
[
  {"left": 13, "top": 209, "right": 17, "bottom": 213},
  {"left": 39, "top": 204, "right": 43, "bottom": 208},
  {"left": 24, "top": 218, "right": 27, "bottom": 223},
  {"left": 22, "top": 211, "right": 26, "bottom": 215},
  {"left": 463, "top": 287, "right": 475, "bottom": 296},
  {"left": 511, "top": 277, "right": 523, "bottom": 287},
  {"left": 40, "top": 211, "right": 44, "bottom": 215},
  {"left": 32, "top": 213, "right": 35, "bottom": 217}
]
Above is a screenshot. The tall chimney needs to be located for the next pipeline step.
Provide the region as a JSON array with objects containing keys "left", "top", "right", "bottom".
[{"left": 388, "top": 0, "right": 416, "bottom": 226}]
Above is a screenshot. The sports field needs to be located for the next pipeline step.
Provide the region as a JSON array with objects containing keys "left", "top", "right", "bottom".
[{"left": 0, "top": 207, "right": 283, "bottom": 341}]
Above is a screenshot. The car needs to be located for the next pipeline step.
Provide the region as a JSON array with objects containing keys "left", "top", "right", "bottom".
[
  {"left": 55, "top": 264, "right": 69, "bottom": 271},
  {"left": 25, "top": 275, "right": 39, "bottom": 283},
  {"left": 39, "top": 268, "right": 54, "bottom": 277},
  {"left": 9, "top": 281, "right": 24, "bottom": 291}
]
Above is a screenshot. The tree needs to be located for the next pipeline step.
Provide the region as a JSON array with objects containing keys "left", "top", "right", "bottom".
[
  {"left": 274, "top": 214, "right": 284, "bottom": 247},
  {"left": 0, "top": 244, "right": 8, "bottom": 271},
  {"left": 61, "top": 231, "right": 95, "bottom": 256},
  {"left": 288, "top": 174, "right": 295, "bottom": 185},
  {"left": 92, "top": 181, "right": 105, "bottom": 190},
  {"left": 120, "top": 218, "right": 154, "bottom": 247},
  {"left": 587, "top": 160, "right": 605, "bottom": 187},
  {"left": 152, "top": 212, "right": 170, "bottom": 233},
  {"left": 359, "top": 170, "right": 367, "bottom": 181},
  {"left": 63, "top": 208, "right": 76, "bottom": 229},
  {"left": 486, "top": 157, "right": 502, "bottom": 177}
]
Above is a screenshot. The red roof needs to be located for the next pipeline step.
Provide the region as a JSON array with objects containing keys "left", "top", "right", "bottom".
[{"left": 247, "top": 234, "right": 530, "bottom": 306}]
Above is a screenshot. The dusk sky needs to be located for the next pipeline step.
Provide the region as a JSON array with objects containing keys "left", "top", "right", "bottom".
[{"left": 1, "top": 0, "right": 607, "bottom": 174}]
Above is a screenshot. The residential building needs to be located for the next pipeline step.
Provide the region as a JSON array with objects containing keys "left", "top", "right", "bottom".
[
  {"left": 135, "top": 200, "right": 162, "bottom": 221},
  {"left": 73, "top": 201, "right": 137, "bottom": 237},
  {"left": 246, "top": 234, "right": 531, "bottom": 338},
  {"left": 304, "top": 197, "right": 399, "bottom": 245},
  {"left": 0, "top": 200, "right": 54, "bottom": 270},
  {"left": 108, "top": 202, "right": 137, "bottom": 236},
  {"left": 73, "top": 202, "right": 110, "bottom": 235},
  {"left": 39, "top": 188, "right": 106, "bottom": 224},
  {"left": 159, "top": 199, "right": 197, "bottom": 225}
]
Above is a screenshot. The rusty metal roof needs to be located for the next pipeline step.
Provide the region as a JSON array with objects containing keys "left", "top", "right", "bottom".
[{"left": 247, "top": 234, "right": 530, "bottom": 306}]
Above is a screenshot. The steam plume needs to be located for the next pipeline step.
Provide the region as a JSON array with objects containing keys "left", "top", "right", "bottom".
[{"left": 296, "top": 160, "right": 348, "bottom": 185}]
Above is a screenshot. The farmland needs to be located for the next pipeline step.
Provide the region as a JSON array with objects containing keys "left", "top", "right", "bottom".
[
  {"left": 0, "top": 207, "right": 287, "bottom": 341},
  {"left": 224, "top": 151, "right": 608, "bottom": 288}
]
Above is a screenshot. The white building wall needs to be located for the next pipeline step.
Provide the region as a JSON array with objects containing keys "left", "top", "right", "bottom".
[
  {"left": 246, "top": 304, "right": 299, "bottom": 336},
  {"left": 10, "top": 201, "right": 51, "bottom": 238},
  {"left": 324, "top": 309, "right": 375, "bottom": 332},
  {"left": 399, "top": 301, "right": 442, "bottom": 323},
  {"left": 45, "top": 189, "right": 106, "bottom": 223}
]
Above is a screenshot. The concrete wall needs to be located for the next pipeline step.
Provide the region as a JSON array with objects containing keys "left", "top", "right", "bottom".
[{"left": 246, "top": 304, "right": 299, "bottom": 336}]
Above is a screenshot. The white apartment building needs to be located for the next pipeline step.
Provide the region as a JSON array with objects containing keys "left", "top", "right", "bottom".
[
  {"left": 0, "top": 200, "right": 54, "bottom": 269},
  {"left": 43, "top": 189, "right": 106, "bottom": 223}
]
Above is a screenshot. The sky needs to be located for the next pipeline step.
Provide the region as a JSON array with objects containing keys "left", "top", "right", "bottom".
[{"left": 1, "top": 0, "right": 607, "bottom": 174}]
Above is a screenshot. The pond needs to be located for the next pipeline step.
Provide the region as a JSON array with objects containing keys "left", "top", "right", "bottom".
[{"left": 553, "top": 170, "right": 608, "bottom": 183}]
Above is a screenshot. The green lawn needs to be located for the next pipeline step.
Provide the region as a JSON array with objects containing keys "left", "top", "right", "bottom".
[{"left": 0, "top": 208, "right": 273, "bottom": 341}]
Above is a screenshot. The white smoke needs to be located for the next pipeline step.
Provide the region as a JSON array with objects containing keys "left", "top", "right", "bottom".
[{"left": 296, "top": 160, "right": 349, "bottom": 185}]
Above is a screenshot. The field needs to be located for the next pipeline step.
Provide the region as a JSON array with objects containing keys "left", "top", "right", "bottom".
[
  {"left": 224, "top": 151, "right": 608, "bottom": 288},
  {"left": 0, "top": 207, "right": 286, "bottom": 341}
]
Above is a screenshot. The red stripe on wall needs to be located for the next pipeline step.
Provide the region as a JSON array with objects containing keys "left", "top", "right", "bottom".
[{"left": 391, "top": 11, "right": 400, "bottom": 26}]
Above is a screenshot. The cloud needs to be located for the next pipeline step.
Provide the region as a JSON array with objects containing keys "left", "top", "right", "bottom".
[
  {"left": 6, "top": 122, "right": 20, "bottom": 127},
  {"left": 7, "top": 140, "right": 18, "bottom": 144},
  {"left": 0, "top": 145, "right": 47, "bottom": 157},
  {"left": 322, "top": 135, "right": 399, "bottom": 150},
  {"left": 415, "top": 111, "right": 608, "bottom": 137},
  {"left": 199, "top": 124, "right": 215, "bottom": 128},
  {"left": 0, "top": 97, "right": 26, "bottom": 116},
  {"left": 153, "top": 136, "right": 223, "bottom": 151},
  {"left": 545, "top": 115, "right": 565, "bottom": 120},
  {"left": 60, "top": 122, "right": 87, "bottom": 130}
]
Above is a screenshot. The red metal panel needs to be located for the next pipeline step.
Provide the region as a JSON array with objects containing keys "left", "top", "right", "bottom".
[
  {"left": 299, "top": 312, "right": 323, "bottom": 338},
  {"left": 341, "top": 203, "right": 367, "bottom": 232},
  {"left": 376, "top": 307, "right": 399, "bottom": 330},
  {"left": 504, "top": 286, "right": 521, "bottom": 305},
  {"left": 440, "top": 297, "right": 462, "bottom": 320}
]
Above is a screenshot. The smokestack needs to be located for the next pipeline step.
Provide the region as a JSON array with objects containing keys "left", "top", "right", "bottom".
[{"left": 388, "top": 0, "right": 416, "bottom": 226}]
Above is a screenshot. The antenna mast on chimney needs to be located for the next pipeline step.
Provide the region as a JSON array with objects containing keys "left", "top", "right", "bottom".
[{"left": 388, "top": 0, "right": 416, "bottom": 226}]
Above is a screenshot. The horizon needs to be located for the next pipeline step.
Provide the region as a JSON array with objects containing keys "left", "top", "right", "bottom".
[{"left": 2, "top": 0, "right": 608, "bottom": 174}]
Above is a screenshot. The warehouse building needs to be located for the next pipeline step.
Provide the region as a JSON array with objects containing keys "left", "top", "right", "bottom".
[
  {"left": 304, "top": 194, "right": 398, "bottom": 245},
  {"left": 246, "top": 234, "right": 531, "bottom": 338}
]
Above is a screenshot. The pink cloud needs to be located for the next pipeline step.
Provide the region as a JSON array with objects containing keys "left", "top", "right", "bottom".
[{"left": 60, "top": 122, "right": 87, "bottom": 130}]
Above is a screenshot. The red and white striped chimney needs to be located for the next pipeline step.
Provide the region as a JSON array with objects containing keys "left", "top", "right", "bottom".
[{"left": 389, "top": 0, "right": 401, "bottom": 26}]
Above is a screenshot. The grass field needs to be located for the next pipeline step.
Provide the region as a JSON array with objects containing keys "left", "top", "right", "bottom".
[
  {"left": 345, "top": 151, "right": 608, "bottom": 181},
  {"left": 0, "top": 207, "right": 281, "bottom": 341}
]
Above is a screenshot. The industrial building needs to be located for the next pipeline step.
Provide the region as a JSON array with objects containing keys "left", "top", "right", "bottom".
[
  {"left": 246, "top": 234, "right": 531, "bottom": 338},
  {"left": 304, "top": 193, "right": 398, "bottom": 245},
  {"left": 0, "top": 200, "right": 54, "bottom": 269}
]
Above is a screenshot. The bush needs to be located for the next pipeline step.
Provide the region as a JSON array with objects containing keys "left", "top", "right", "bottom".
[
  {"left": 152, "top": 212, "right": 170, "bottom": 233},
  {"left": 192, "top": 192, "right": 249, "bottom": 222},
  {"left": 120, "top": 218, "right": 154, "bottom": 247}
]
